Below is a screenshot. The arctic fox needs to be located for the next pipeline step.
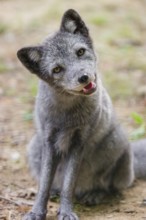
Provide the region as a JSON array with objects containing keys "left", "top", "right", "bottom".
[{"left": 17, "top": 9, "right": 146, "bottom": 220}]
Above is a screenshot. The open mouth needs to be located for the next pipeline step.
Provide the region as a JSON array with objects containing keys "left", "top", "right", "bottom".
[{"left": 81, "top": 81, "right": 96, "bottom": 95}]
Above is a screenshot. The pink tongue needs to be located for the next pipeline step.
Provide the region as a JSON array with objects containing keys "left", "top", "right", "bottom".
[
  {"left": 84, "top": 82, "right": 93, "bottom": 90},
  {"left": 83, "top": 82, "right": 95, "bottom": 93}
]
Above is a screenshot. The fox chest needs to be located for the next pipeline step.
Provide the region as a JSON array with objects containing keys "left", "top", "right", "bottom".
[{"left": 47, "top": 125, "right": 90, "bottom": 154}]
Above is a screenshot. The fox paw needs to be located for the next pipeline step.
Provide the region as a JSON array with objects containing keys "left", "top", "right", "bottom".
[
  {"left": 58, "top": 211, "right": 79, "bottom": 220},
  {"left": 77, "top": 190, "right": 106, "bottom": 206},
  {"left": 22, "top": 212, "right": 46, "bottom": 220}
]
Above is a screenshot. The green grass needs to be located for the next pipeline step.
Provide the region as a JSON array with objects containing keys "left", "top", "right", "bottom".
[
  {"left": 28, "top": 77, "right": 38, "bottom": 97},
  {"left": 23, "top": 111, "right": 33, "bottom": 121},
  {"left": 0, "top": 23, "right": 8, "bottom": 34},
  {"left": 4, "top": 88, "right": 17, "bottom": 97},
  {"left": 91, "top": 14, "right": 109, "bottom": 26},
  {"left": 103, "top": 71, "right": 134, "bottom": 100},
  {"left": 26, "top": 5, "right": 62, "bottom": 31},
  {"left": 0, "top": 61, "right": 9, "bottom": 73},
  {"left": 43, "top": 7, "right": 62, "bottom": 21},
  {"left": 130, "top": 112, "right": 146, "bottom": 140},
  {"left": 19, "top": 76, "right": 38, "bottom": 104}
]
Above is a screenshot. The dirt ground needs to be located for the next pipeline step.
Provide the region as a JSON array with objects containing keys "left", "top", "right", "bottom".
[{"left": 0, "top": 0, "right": 146, "bottom": 219}]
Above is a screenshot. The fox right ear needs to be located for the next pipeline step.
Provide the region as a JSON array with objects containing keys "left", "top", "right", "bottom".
[
  {"left": 60, "top": 9, "right": 89, "bottom": 38},
  {"left": 17, "top": 46, "right": 43, "bottom": 74}
]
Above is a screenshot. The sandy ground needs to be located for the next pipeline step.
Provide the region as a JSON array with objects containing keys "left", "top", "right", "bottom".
[{"left": 0, "top": 0, "right": 146, "bottom": 219}]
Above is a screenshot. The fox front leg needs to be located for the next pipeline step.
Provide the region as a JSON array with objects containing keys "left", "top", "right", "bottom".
[
  {"left": 58, "top": 152, "right": 81, "bottom": 220},
  {"left": 58, "top": 136, "right": 83, "bottom": 220},
  {"left": 23, "top": 141, "right": 60, "bottom": 220}
]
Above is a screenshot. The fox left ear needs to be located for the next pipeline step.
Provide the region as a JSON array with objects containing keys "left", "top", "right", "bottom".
[
  {"left": 60, "top": 9, "right": 89, "bottom": 38},
  {"left": 17, "top": 46, "right": 43, "bottom": 74}
]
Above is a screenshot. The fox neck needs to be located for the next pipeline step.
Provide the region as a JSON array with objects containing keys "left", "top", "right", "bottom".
[{"left": 45, "top": 78, "right": 103, "bottom": 111}]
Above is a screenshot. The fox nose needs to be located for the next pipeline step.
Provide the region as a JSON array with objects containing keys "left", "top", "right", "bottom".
[{"left": 78, "top": 74, "right": 89, "bottom": 84}]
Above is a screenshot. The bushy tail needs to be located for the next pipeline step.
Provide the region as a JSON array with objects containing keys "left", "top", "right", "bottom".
[{"left": 131, "top": 139, "right": 146, "bottom": 179}]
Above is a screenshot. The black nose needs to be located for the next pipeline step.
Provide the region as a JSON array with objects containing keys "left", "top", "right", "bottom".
[{"left": 78, "top": 74, "right": 89, "bottom": 84}]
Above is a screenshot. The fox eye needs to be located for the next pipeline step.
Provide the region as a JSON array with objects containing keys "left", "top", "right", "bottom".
[
  {"left": 52, "top": 66, "right": 62, "bottom": 74},
  {"left": 77, "top": 48, "right": 86, "bottom": 57}
]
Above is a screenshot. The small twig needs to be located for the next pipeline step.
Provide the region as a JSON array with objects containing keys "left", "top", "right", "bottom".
[
  {"left": 0, "top": 195, "right": 19, "bottom": 206},
  {"left": 0, "top": 195, "right": 33, "bottom": 206},
  {"left": 0, "top": 216, "right": 7, "bottom": 220},
  {"left": 142, "top": 199, "right": 146, "bottom": 205}
]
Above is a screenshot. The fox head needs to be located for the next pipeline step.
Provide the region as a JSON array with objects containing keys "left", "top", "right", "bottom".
[{"left": 17, "top": 9, "right": 98, "bottom": 96}]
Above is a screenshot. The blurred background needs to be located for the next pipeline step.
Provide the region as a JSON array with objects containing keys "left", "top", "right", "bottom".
[{"left": 0, "top": 0, "right": 146, "bottom": 219}]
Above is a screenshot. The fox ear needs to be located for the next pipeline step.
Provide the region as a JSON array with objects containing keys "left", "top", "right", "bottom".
[
  {"left": 17, "top": 46, "right": 43, "bottom": 74},
  {"left": 60, "top": 9, "right": 89, "bottom": 38}
]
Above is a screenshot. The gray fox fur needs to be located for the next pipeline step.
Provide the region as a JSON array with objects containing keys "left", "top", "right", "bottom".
[{"left": 17, "top": 9, "right": 146, "bottom": 220}]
